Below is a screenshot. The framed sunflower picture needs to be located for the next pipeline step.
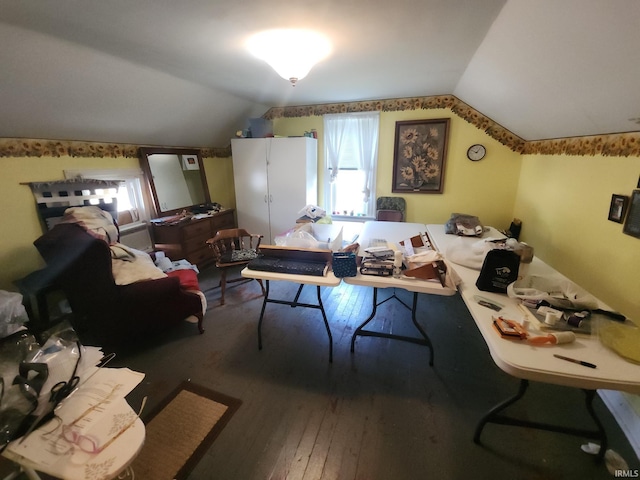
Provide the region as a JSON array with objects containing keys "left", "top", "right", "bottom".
[{"left": 392, "top": 118, "right": 450, "bottom": 194}]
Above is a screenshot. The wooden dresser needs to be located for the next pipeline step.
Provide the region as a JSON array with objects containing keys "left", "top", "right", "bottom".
[{"left": 151, "top": 209, "right": 236, "bottom": 268}]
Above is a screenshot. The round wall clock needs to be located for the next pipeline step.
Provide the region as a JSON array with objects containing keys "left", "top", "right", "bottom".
[{"left": 467, "top": 144, "right": 486, "bottom": 161}]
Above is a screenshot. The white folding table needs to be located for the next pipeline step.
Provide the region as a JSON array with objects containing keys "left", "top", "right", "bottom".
[
  {"left": 343, "top": 221, "right": 457, "bottom": 366},
  {"left": 426, "top": 224, "right": 640, "bottom": 460},
  {"left": 241, "top": 268, "right": 341, "bottom": 362}
]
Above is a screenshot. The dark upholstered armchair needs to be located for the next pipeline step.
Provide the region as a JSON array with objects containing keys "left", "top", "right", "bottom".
[{"left": 33, "top": 223, "right": 204, "bottom": 348}]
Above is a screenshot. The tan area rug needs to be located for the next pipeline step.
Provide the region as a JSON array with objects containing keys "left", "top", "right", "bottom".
[{"left": 130, "top": 381, "right": 241, "bottom": 480}]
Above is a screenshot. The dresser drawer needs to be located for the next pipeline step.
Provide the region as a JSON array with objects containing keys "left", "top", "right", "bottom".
[
  {"left": 210, "top": 210, "right": 235, "bottom": 233},
  {"left": 184, "top": 232, "right": 211, "bottom": 254},
  {"left": 186, "top": 245, "right": 213, "bottom": 267},
  {"left": 152, "top": 224, "right": 182, "bottom": 244},
  {"left": 150, "top": 209, "right": 235, "bottom": 268},
  {"left": 182, "top": 219, "right": 212, "bottom": 238}
]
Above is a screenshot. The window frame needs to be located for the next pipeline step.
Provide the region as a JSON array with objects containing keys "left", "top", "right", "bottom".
[{"left": 64, "top": 168, "right": 151, "bottom": 228}]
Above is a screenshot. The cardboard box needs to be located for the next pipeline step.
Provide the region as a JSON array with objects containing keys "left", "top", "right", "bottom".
[
  {"left": 249, "top": 118, "right": 273, "bottom": 138},
  {"left": 399, "top": 233, "right": 433, "bottom": 269},
  {"left": 399, "top": 232, "right": 446, "bottom": 284}
]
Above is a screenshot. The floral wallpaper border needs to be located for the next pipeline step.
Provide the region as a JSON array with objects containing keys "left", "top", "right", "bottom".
[
  {"left": 2, "top": 94, "right": 639, "bottom": 158},
  {"left": 264, "top": 95, "right": 640, "bottom": 157},
  {"left": 0, "top": 139, "right": 232, "bottom": 159}
]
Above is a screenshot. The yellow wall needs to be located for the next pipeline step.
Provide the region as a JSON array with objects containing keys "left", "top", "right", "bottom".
[
  {"left": 203, "top": 156, "right": 236, "bottom": 209},
  {"left": 2, "top": 122, "right": 638, "bottom": 325},
  {"left": 514, "top": 153, "right": 640, "bottom": 417},
  {"left": 274, "top": 112, "right": 640, "bottom": 323},
  {"left": 1, "top": 156, "right": 138, "bottom": 290},
  {"left": 274, "top": 112, "right": 640, "bottom": 416},
  {"left": 0, "top": 155, "right": 235, "bottom": 291},
  {"left": 3, "top": 116, "right": 638, "bottom": 425},
  {"left": 514, "top": 154, "right": 640, "bottom": 321},
  {"left": 274, "top": 110, "right": 522, "bottom": 228}
]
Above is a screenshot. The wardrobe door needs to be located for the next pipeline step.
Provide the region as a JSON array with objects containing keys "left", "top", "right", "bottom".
[
  {"left": 266, "top": 138, "right": 317, "bottom": 243},
  {"left": 231, "top": 139, "right": 270, "bottom": 240}
]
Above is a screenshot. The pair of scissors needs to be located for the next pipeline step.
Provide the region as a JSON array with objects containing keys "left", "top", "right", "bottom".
[{"left": 19, "top": 341, "right": 83, "bottom": 443}]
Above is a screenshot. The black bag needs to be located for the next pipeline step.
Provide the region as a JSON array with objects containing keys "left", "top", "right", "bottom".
[
  {"left": 332, "top": 252, "right": 357, "bottom": 278},
  {"left": 476, "top": 249, "right": 520, "bottom": 293}
]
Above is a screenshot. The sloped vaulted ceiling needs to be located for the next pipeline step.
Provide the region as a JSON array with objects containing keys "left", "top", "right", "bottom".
[{"left": 0, "top": 0, "right": 639, "bottom": 152}]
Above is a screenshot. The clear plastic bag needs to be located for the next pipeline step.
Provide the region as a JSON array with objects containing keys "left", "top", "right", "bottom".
[
  {"left": 0, "top": 291, "right": 28, "bottom": 339},
  {"left": 274, "top": 229, "right": 320, "bottom": 249},
  {"left": 0, "top": 324, "right": 84, "bottom": 450},
  {"left": 507, "top": 275, "right": 599, "bottom": 310},
  {"left": 0, "top": 330, "right": 40, "bottom": 450}
]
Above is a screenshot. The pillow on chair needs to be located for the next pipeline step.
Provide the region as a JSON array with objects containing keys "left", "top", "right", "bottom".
[{"left": 230, "top": 249, "right": 259, "bottom": 262}]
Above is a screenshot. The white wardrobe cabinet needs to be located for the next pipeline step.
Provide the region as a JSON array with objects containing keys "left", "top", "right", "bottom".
[{"left": 231, "top": 137, "right": 318, "bottom": 244}]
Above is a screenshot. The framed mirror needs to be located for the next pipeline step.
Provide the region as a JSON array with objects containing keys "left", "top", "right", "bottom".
[{"left": 139, "top": 147, "right": 211, "bottom": 218}]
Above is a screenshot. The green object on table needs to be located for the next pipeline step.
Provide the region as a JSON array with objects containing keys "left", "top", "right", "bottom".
[{"left": 600, "top": 321, "right": 640, "bottom": 364}]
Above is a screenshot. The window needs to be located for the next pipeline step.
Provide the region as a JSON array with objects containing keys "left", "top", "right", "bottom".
[
  {"left": 64, "top": 168, "right": 150, "bottom": 226},
  {"left": 324, "top": 112, "right": 380, "bottom": 218}
]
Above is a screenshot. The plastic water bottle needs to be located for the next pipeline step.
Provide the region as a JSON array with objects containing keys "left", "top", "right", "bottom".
[{"left": 393, "top": 251, "right": 403, "bottom": 278}]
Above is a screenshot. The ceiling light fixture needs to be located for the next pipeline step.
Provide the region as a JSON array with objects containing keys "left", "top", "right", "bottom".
[{"left": 246, "top": 29, "right": 331, "bottom": 86}]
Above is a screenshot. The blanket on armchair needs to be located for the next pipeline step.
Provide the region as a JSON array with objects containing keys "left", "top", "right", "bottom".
[{"left": 59, "top": 206, "right": 205, "bottom": 314}]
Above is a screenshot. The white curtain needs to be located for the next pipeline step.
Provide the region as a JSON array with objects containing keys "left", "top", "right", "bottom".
[
  {"left": 355, "top": 113, "right": 379, "bottom": 203},
  {"left": 323, "top": 112, "right": 380, "bottom": 212},
  {"left": 324, "top": 114, "right": 349, "bottom": 182}
]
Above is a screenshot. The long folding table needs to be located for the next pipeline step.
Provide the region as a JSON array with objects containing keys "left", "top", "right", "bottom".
[
  {"left": 426, "top": 224, "right": 640, "bottom": 460},
  {"left": 242, "top": 221, "right": 640, "bottom": 461}
]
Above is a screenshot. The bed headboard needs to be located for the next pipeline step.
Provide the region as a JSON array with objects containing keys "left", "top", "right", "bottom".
[{"left": 25, "top": 178, "right": 120, "bottom": 231}]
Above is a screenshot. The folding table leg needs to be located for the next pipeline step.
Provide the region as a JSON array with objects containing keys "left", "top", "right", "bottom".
[{"left": 474, "top": 379, "right": 608, "bottom": 462}]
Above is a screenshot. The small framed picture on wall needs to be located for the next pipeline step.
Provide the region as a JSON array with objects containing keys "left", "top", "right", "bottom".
[
  {"left": 608, "top": 194, "right": 628, "bottom": 223},
  {"left": 182, "top": 154, "right": 200, "bottom": 171}
]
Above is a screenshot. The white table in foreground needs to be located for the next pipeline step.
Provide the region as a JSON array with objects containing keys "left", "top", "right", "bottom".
[
  {"left": 344, "top": 222, "right": 457, "bottom": 365},
  {"left": 426, "top": 224, "right": 640, "bottom": 458},
  {"left": 241, "top": 267, "right": 341, "bottom": 362},
  {"left": 3, "top": 412, "right": 144, "bottom": 480},
  {"left": 3, "top": 368, "right": 145, "bottom": 480}
]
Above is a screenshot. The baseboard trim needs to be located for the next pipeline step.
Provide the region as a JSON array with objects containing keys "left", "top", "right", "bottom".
[{"left": 599, "top": 389, "right": 640, "bottom": 460}]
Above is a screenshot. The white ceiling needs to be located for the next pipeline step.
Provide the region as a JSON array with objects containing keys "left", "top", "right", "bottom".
[{"left": 1, "top": 0, "right": 639, "bottom": 147}]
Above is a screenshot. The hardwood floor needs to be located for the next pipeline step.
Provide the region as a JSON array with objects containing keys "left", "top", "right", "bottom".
[{"left": 114, "top": 266, "right": 639, "bottom": 480}]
